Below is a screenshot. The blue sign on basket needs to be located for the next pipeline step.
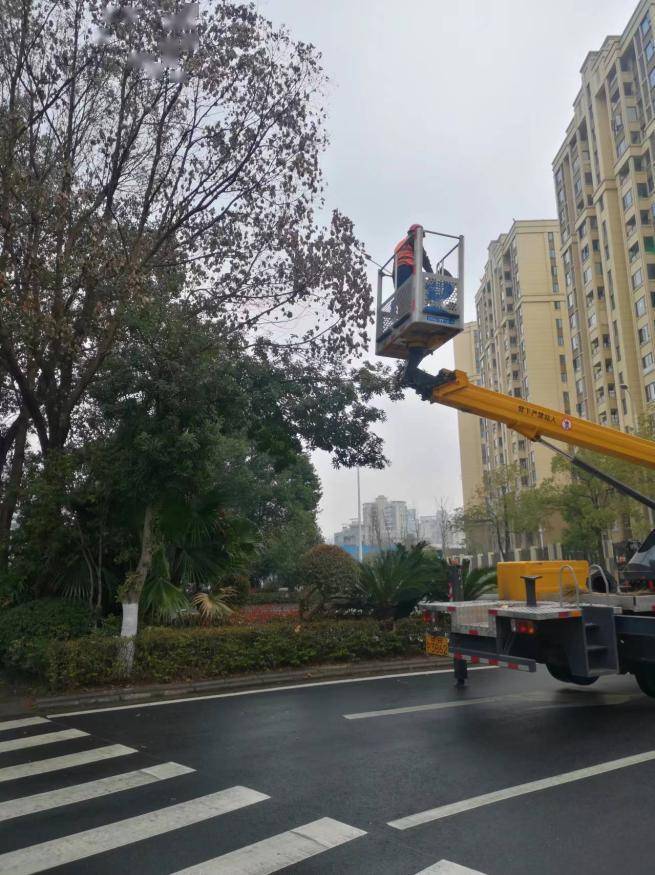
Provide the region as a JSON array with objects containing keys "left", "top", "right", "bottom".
[{"left": 425, "top": 279, "right": 454, "bottom": 303}]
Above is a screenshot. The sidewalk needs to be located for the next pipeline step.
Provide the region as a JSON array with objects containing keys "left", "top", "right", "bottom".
[{"left": 0, "top": 655, "right": 452, "bottom": 718}]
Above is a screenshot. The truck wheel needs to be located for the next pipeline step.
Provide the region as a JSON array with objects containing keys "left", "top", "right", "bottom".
[
  {"left": 547, "top": 664, "right": 599, "bottom": 686},
  {"left": 634, "top": 667, "right": 655, "bottom": 698}
]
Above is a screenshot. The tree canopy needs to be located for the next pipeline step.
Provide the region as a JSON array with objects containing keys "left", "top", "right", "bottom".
[{"left": 0, "top": 2, "right": 400, "bottom": 665}]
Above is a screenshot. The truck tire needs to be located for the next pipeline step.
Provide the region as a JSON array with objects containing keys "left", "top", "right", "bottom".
[
  {"left": 546, "top": 664, "right": 599, "bottom": 686},
  {"left": 634, "top": 667, "right": 655, "bottom": 698}
]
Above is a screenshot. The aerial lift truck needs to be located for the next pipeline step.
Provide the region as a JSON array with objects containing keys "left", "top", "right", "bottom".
[{"left": 376, "top": 225, "right": 655, "bottom": 698}]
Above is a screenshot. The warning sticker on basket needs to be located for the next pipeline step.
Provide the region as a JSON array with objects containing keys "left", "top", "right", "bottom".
[
  {"left": 426, "top": 634, "right": 450, "bottom": 657},
  {"left": 562, "top": 417, "right": 572, "bottom": 431}
]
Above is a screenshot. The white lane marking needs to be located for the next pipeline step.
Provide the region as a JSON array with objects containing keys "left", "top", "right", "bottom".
[
  {"left": 0, "top": 728, "right": 87, "bottom": 754},
  {"left": 0, "top": 718, "right": 50, "bottom": 733},
  {"left": 389, "top": 748, "right": 655, "bottom": 830},
  {"left": 345, "top": 692, "right": 528, "bottom": 720},
  {"left": 348, "top": 686, "right": 647, "bottom": 721},
  {"left": 0, "top": 787, "right": 269, "bottom": 875},
  {"left": 416, "top": 861, "right": 488, "bottom": 874},
  {"left": 0, "top": 744, "right": 136, "bottom": 783},
  {"left": 50, "top": 666, "right": 495, "bottom": 718},
  {"left": 172, "top": 817, "right": 367, "bottom": 874},
  {"left": 0, "top": 762, "right": 194, "bottom": 822}
]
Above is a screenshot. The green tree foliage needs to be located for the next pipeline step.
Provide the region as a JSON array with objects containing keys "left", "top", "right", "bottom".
[
  {"left": 0, "top": 2, "right": 401, "bottom": 662},
  {"left": 550, "top": 453, "right": 631, "bottom": 563},
  {"left": 454, "top": 465, "right": 560, "bottom": 557},
  {"left": 453, "top": 465, "right": 522, "bottom": 559}
]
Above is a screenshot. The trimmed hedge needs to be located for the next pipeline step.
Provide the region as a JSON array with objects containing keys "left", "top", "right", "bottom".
[
  {"left": 0, "top": 598, "right": 95, "bottom": 660},
  {"left": 32, "top": 619, "right": 425, "bottom": 691},
  {"left": 247, "top": 591, "right": 295, "bottom": 605}
]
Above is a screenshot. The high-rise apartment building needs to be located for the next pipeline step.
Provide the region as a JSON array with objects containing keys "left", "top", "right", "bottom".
[
  {"left": 552, "top": 0, "right": 655, "bottom": 430},
  {"left": 361, "top": 495, "right": 417, "bottom": 547},
  {"left": 453, "top": 322, "right": 485, "bottom": 505},
  {"left": 472, "top": 221, "right": 573, "bottom": 491}
]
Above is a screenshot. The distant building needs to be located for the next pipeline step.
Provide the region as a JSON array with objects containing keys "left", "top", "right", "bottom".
[
  {"left": 334, "top": 519, "right": 361, "bottom": 551},
  {"left": 418, "top": 515, "right": 440, "bottom": 547},
  {"left": 362, "top": 495, "right": 416, "bottom": 548}
]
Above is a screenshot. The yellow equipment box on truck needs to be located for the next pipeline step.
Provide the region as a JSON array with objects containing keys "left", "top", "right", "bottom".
[{"left": 497, "top": 561, "right": 589, "bottom": 601}]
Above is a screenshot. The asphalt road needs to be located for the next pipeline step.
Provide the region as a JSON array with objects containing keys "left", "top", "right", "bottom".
[{"left": 1, "top": 664, "right": 655, "bottom": 874}]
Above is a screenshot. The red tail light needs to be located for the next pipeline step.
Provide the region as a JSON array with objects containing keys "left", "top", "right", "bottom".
[
  {"left": 422, "top": 610, "right": 433, "bottom": 624},
  {"left": 511, "top": 619, "right": 536, "bottom": 635}
]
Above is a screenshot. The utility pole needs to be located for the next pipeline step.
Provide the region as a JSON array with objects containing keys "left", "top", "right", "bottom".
[{"left": 357, "top": 468, "right": 363, "bottom": 562}]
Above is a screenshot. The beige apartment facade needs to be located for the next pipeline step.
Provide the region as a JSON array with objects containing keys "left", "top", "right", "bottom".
[
  {"left": 453, "top": 221, "right": 573, "bottom": 550},
  {"left": 553, "top": 0, "right": 655, "bottom": 432},
  {"left": 477, "top": 221, "right": 572, "bottom": 486},
  {"left": 453, "top": 322, "right": 484, "bottom": 507}
]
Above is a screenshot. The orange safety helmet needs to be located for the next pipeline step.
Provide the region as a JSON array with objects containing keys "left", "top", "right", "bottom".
[{"left": 407, "top": 223, "right": 422, "bottom": 234}]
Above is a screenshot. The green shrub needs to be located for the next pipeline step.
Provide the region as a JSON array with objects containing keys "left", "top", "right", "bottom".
[
  {"left": 41, "top": 618, "right": 425, "bottom": 690},
  {"left": 0, "top": 598, "right": 95, "bottom": 660},
  {"left": 247, "top": 591, "right": 295, "bottom": 605},
  {"left": 298, "top": 545, "right": 360, "bottom": 616},
  {"left": 223, "top": 574, "right": 250, "bottom": 606}
]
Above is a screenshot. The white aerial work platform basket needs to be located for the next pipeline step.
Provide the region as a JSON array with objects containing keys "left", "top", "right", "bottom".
[{"left": 375, "top": 226, "right": 463, "bottom": 360}]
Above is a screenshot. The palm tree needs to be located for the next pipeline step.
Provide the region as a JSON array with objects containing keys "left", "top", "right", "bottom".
[
  {"left": 350, "top": 542, "right": 448, "bottom": 622},
  {"left": 460, "top": 561, "right": 497, "bottom": 600}
]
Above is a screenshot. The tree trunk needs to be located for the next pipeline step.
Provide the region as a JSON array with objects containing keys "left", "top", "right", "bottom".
[
  {"left": 0, "top": 411, "right": 28, "bottom": 571},
  {"left": 119, "top": 505, "right": 155, "bottom": 675}
]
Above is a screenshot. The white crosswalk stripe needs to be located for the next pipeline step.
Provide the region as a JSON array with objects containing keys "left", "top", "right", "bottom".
[
  {"left": 0, "top": 743, "right": 136, "bottom": 783},
  {"left": 0, "top": 761, "right": 194, "bottom": 822},
  {"left": 172, "top": 817, "right": 367, "bottom": 874},
  {"left": 415, "top": 861, "right": 489, "bottom": 874},
  {"left": 0, "top": 728, "right": 87, "bottom": 754},
  {"left": 0, "top": 718, "right": 51, "bottom": 733},
  {"left": 0, "top": 787, "right": 269, "bottom": 875}
]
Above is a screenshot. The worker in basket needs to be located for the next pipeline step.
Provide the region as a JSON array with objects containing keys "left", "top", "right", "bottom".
[
  {"left": 393, "top": 224, "right": 455, "bottom": 320},
  {"left": 394, "top": 223, "right": 433, "bottom": 290},
  {"left": 392, "top": 224, "right": 433, "bottom": 320}
]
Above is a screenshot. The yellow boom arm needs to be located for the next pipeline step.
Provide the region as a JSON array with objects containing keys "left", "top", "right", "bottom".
[{"left": 429, "top": 369, "right": 655, "bottom": 471}]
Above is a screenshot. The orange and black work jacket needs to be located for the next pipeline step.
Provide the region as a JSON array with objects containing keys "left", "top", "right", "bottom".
[{"left": 393, "top": 235, "right": 433, "bottom": 274}]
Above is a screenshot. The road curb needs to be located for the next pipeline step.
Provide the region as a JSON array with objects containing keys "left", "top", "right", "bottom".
[{"left": 32, "top": 656, "right": 452, "bottom": 715}]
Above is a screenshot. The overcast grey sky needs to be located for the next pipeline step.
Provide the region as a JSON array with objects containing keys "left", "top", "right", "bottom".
[{"left": 261, "top": 0, "right": 638, "bottom": 540}]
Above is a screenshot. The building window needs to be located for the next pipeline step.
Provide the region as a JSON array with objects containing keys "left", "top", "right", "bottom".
[
  {"left": 643, "top": 352, "right": 655, "bottom": 373},
  {"left": 639, "top": 324, "right": 651, "bottom": 344},
  {"left": 623, "top": 189, "right": 634, "bottom": 210},
  {"left": 588, "top": 312, "right": 597, "bottom": 328},
  {"left": 638, "top": 182, "right": 649, "bottom": 198},
  {"left": 642, "top": 12, "right": 652, "bottom": 37},
  {"left": 636, "top": 296, "right": 647, "bottom": 317},
  {"left": 583, "top": 267, "right": 592, "bottom": 285},
  {"left": 633, "top": 268, "right": 644, "bottom": 289},
  {"left": 575, "top": 377, "right": 585, "bottom": 396},
  {"left": 647, "top": 382, "right": 655, "bottom": 403}
]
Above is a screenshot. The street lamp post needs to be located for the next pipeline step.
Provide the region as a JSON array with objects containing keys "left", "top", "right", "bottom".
[{"left": 357, "top": 468, "right": 363, "bottom": 562}]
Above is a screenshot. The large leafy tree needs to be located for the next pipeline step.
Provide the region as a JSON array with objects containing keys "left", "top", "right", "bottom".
[{"left": 0, "top": 0, "right": 375, "bottom": 562}]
